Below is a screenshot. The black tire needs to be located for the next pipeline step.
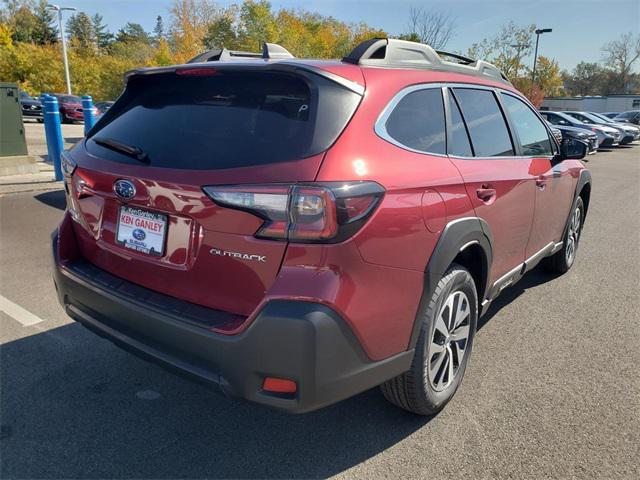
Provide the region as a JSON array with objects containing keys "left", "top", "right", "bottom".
[
  {"left": 381, "top": 264, "right": 478, "bottom": 416},
  {"left": 543, "top": 196, "right": 584, "bottom": 274}
]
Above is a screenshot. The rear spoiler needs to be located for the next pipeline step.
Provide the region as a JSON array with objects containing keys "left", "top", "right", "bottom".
[{"left": 124, "top": 62, "right": 365, "bottom": 96}]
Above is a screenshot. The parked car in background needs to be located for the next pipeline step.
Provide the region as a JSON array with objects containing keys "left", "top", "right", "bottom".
[
  {"left": 540, "top": 110, "right": 621, "bottom": 147},
  {"left": 564, "top": 111, "right": 637, "bottom": 145},
  {"left": 588, "top": 112, "right": 640, "bottom": 142},
  {"left": 602, "top": 112, "right": 620, "bottom": 119},
  {"left": 53, "top": 38, "right": 591, "bottom": 416},
  {"left": 44, "top": 94, "right": 98, "bottom": 123},
  {"left": 19, "top": 90, "right": 43, "bottom": 122},
  {"left": 613, "top": 110, "right": 640, "bottom": 125},
  {"left": 549, "top": 125, "right": 563, "bottom": 145},
  {"left": 94, "top": 101, "right": 114, "bottom": 115},
  {"left": 547, "top": 122, "right": 598, "bottom": 155}
]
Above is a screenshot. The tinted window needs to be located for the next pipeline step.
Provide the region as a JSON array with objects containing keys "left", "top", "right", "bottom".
[
  {"left": 59, "top": 95, "right": 81, "bottom": 103},
  {"left": 542, "top": 112, "right": 569, "bottom": 126},
  {"left": 568, "top": 112, "right": 593, "bottom": 124},
  {"left": 501, "top": 94, "right": 553, "bottom": 156},
  {"left": 448, "top": 93, "right": 473, "bottom": 156},
  {"left": 385, "top": 88, "right": 446, "bottom": 154},
  {"left": 87, "top": 71, "right": 360, "bottom": 170},
  {"left": 452, "top": 88, "right": 514, "bottom": 157}
]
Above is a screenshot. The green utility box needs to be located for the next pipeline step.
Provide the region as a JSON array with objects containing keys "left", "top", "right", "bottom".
[{"left": 0, "top": 82, "right": 28, "bottom": 157}]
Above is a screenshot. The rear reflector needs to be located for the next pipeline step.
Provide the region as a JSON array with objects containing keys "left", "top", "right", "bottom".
[
  {"left": 203, "top": 181, "right": 384, "bottom": 243},
  {"left": 262, "top": 377, "right": 297, "bottom": 394}
]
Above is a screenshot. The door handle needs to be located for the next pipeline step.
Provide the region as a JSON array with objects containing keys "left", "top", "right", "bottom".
[
  {"left": 476, "top": 187, "right": 496, "bottom": 203},
  {"left": 536, "top": 176, "right": 547, "bottom": 190}
]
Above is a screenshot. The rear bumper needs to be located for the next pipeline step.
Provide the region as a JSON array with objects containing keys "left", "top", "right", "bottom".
[{"left": 51, "top": 231, "right": 412, "bottom": 413}]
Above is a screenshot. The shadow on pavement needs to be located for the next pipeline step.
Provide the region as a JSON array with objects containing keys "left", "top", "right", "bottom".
[
  {"left": 35, "top": 190, "right": 66, "bottom": 211},
  {"left": 0, "top": 321, "right": 431, "bottom": 479},
  {"left": 478, "top": 265, "right": 557, "bottom": 330}
]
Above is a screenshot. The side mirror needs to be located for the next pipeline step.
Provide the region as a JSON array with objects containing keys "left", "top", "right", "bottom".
[{"left": 556, "top": 137, "right": 587, "bottom": 161}]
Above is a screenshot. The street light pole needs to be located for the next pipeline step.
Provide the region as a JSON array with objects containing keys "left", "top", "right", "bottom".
[
  {"left": 531, "top": 28, "right": 552, "bottom": 95},
  {"left": 47, "top": 4, "right": 77, "bottom": 95}
]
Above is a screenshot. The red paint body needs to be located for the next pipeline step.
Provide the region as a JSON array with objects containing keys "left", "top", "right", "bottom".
[{"left": 60, "top": 60, "right": 586, "bottom": 362}]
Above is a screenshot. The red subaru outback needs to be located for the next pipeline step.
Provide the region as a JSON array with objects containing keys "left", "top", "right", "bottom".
[{"left": 52, "top": 39, "right": 591, "bottom": 415}]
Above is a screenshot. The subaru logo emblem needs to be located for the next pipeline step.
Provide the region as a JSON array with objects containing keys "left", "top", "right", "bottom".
[
  {"left": 114, "top": 179, "right": 136, "bottom": 200},
  {"left": 132, "top": 228, "right": 146, "bottom": 241}
]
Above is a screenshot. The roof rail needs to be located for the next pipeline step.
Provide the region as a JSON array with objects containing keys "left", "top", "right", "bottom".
[
  {"left": 343, "top": 38, "right": 510, "bottom": 85},
  {"left": 187, "top": 42, "right": 294, "bottom": 63}
]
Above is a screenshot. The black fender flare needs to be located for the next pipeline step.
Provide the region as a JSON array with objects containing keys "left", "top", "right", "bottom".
[
  {"left": 562, "top": 169, "right": 592, "bottom": 239},
  {"left": 408, "top": 217, "right": 493, "bottom": 348},
  {"left": 575, "top": 169, "right": 592, "bottom": 210}
]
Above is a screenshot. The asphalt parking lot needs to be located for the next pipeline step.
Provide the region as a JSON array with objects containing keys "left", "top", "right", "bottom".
[{"left": 1, "top": 136, "right": 638, "bottom": 478}]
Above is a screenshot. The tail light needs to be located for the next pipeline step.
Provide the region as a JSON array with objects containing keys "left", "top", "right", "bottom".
[
  {"left": 60, "top": 151, "right": 78, "bottom": 217},
  {"left": 203, "top": 181, "right": 384, "bottom": 243}
]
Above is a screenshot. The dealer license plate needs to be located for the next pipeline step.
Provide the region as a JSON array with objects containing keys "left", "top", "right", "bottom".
[{"left": 116, "top": 206, "right": 167, "bottom": 256}]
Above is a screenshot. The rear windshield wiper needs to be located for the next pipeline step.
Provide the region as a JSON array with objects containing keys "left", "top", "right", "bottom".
[{"left": 92, "top": 137, "right": 149, "bottom": 163}]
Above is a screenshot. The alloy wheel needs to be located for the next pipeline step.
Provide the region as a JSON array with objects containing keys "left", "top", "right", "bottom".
[
  {"left": 565, "top": 206, "right": 582, "bottom": 266},
  {"left": 427, "top": 290, "right": 471, "bottom": 392}
]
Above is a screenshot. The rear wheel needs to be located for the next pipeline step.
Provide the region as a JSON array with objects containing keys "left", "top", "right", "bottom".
[
  {"left": 544, "top": 197, "right": 584, "bottom": 274},
  {"left": 381, "top": 264, "right": 477, "bottom": 415}
]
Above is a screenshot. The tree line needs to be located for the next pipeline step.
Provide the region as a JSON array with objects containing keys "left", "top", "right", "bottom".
[{"left": 1, "top": 0, "right": 638, "bottom": 104}]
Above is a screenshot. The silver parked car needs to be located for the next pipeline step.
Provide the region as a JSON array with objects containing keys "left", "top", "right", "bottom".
[
  {"left": 589, "top": 112, "right": 640, "bottom": 143},
  {"left": 564, "top": 111, "right": 636, "bottom": 145},
  {"left": 540, "top": 110, "right": 621, "bottom": 148}
]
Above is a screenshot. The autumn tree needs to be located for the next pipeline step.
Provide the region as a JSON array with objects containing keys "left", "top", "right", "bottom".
[
  {"left": 169, "top": 0, "right": 219, "bottom": 62},
  {"left": 529, "top": 56, "right": 563, "bottom": 96},
  {"left": 5, "top": 0, "right": 56, "bottom": 45}
]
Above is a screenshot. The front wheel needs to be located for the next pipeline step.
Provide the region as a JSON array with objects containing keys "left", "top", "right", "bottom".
[
  {"left": 381, "top": 264, "right": 477, "bottom": 415},
  {"left": 544, "top": 197, "right": 584, "bottom": 274}
]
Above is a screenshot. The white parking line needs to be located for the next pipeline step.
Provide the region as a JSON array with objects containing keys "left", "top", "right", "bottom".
[{"left": 0, "top": 295, "right": 45, "bottom": 326}]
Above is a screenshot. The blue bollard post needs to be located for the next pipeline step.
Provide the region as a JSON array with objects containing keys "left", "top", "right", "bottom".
[
  {"left": 43, "top": 95, "right": 64, "bottom": 181},
  {"left": 82, "top": 95, "right": 95, "bottom": 135}
]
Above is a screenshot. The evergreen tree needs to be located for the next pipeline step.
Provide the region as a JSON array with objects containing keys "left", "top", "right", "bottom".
[
  {"left": 92, "top": 13, "right": 114, "bottom": 49},
  {"left": 66, "top": 12, "right": 96, "bottom": 49},
  {"left": 32, "top": 0, "right": 58, "bottom": 44},
  {"left": 116, "top": 22, "right": 151, "bottom": 45},
  {"left": 153, "top": 15, "right": 165, "bottom": 41}
]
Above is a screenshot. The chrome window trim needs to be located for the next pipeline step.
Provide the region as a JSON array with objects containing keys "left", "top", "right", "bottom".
[
  {"left": 375, "top": 81, "right": 560, "bottom": 160},
  {"left": 374, "top": 82, "right": 448, "bottom": 156}
]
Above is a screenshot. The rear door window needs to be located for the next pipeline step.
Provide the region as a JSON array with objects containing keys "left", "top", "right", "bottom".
[
  {"left": 501, "top": 93, "right": 553, "bottom": 156},
  {"left": 452, "top": 88, "right": 514, "bottom": 157},
  {"left": 87, "top": 70, "right": 360, "bottom": 170},
  {"left": 383, "top": 87, "right": 446, "bottom": 154}
]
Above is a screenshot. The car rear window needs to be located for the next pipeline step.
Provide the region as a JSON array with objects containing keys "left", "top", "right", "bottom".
[
  {"left": 384, "top": 88, "right": 446, "bottom": 154},
  {"left": 87, "top": 70, "right": 360, "bottom": 170}
]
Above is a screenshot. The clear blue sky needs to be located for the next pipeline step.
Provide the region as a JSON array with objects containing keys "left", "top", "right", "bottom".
[{"left": 57, "top": 0, "right": 640, "bottom": 71}]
